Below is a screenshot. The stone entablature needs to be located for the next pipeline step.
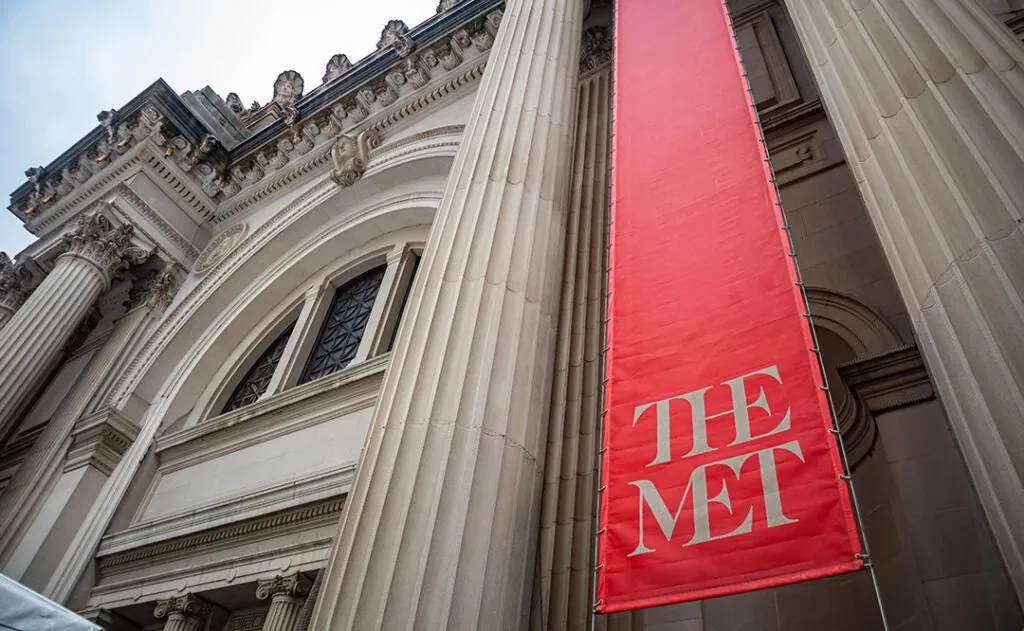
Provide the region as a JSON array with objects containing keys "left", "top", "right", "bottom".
[{"left": 7, "top": 0, "right": 505, "bottom": 236}]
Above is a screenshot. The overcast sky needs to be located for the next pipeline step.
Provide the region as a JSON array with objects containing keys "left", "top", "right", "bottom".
[{"left": 0, "top": 0, "right": 438, "bottom": 257}]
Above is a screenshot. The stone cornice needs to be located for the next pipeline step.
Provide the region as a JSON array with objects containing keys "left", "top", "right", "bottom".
[
  {"left": 8, "top": 0, "right": 503, "bottom": 228},
  {"left": 154, "top": 353, "right": 386, "bottom": 469},
  {"left": 97, "top": 493, "right": 345, "bottom": 571},
  {"left": 64, "top": 408, "right": 139, "bottom": 476},
  {"left": 839, "top": 343, "right": 934, "bottom": 413}
]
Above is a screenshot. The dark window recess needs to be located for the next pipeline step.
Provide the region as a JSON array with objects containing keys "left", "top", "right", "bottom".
[
  {"left": 300, "top": 266, "right": 386, "bottom": 384},
  {"left": 386, "top": 253, "right": 421, "bottom": 353},
  {"left": 221, "top": 324, "right": 295, "bottom": 413}
]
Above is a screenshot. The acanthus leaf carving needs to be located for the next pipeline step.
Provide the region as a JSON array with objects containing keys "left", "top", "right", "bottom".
[
  {"left": 0, "top": 252, "right": 40, "bottom": 313},
  {"left": 580, "top": 26, "right": 613, "bottom": 74},
  {"left": 59, "top": 211, "right": 137, "bottom": 283},
  {"left": 331, "top": 130, "right": 380, "bottom": 188}
]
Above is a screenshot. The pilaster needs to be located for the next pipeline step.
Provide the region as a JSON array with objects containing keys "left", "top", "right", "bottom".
[
  {"left": 786, "top": 0, "right": 1024, "bottom": 602},
  {"left": 308, "top": 0, "right": 586, "bottom": 628}
]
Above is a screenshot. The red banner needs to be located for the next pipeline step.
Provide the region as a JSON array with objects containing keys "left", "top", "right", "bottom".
[{"left": 596, "top": 0, "right": 863, "bottom": 613}]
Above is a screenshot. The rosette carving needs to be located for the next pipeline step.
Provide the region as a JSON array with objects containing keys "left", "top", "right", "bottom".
[
  {"left": 255, "top": 572, "right": 312, "bottom": 600},
  {"left": 59, "top": 213, "right": 138, "bottom": 285}
]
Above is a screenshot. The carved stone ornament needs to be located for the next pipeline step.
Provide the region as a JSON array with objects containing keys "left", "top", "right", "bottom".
[
  {"left": 255, "top": 572, "right": 313, "bottom": 600},
  {"left": 0, "top": 252, "right": 40, "bottom": 312},
  {"left": 273, "top": 70, "right": 304, "bottom": 108},
  {"left": 436, "top": 0, "right": 463, "bottom": 12},
  {"left": 226, "top": 92, "right": 245, "bottom": 114},
  {"left": 179, "top": 133, "right": 218, "bottom": 172},
  {"left": 193, "top": 222, "right": 248, "bottom": 276},
  {"left": 377, "top": 19, "right": 415, "bottom": 58},
  {"left": 580, "top": 25, "right": 613, "bottom": 74},
  {"left": 59, "top": 212, "right": 137, "bottom": 284},
  {"left": 331, "top": 130, "right": 380, "bottom": 188},
  {"left": 154, "top": 593, "right": 213, "bottom": 621},
  {"left": 323, "top": 53, "right": 353, "bottom": 83},
  {"left": 124, "top": 263, "right": 182, "bottom": 311}
]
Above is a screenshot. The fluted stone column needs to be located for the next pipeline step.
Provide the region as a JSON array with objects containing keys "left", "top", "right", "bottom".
[
  {"left": 154, "top": 594, "right": 214, "bottom": 631},
  {"left": 308, "top": 0, "right": 585, "bottom": 629},
  {"left": 785, "top": 0, "right": 1024, "bottom": 601},
  {"left": 0, "top": 213, "right": 137, "bottom": 443},
  {"left": 0, "top": 253, "right": 39, "bottom": 331},
  {"left": 0, "top": 265, "right": 180, "bottom": 569},
  {"left": 257, "top": 572, "right": 312, "bottom": 631}
]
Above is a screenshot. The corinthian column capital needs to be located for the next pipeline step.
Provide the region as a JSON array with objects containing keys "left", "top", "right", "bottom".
[
  {"left": 256, "top": 571, "right": 312, "bottom": 600},
  {"left": 58, "top": 213, "right": 136, "bottom": 286},
  {"left": 0, "top": 252, "right": 40, "bottom": 314}
]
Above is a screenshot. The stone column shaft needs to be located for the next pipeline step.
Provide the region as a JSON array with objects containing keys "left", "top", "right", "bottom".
[
  {"left": 263, "top": 595, "right": 304, "bottom": 631},
  {"left": 535, "top": 62, "right": 613, "bottom": 631},
  {"left": 0, "top": 265, "right": 179, "bottom": 567},
  {"left": 785, "top": 0, "right": 1024, "bottom": 601},
  {"left": 257, "top": 572, "right": 311, "bottom": 631},
  {"left": 0, "top": 214, "right": 134, "bottom": 444},
  {"left": 309, "top": 0, "right": 585, "bottom": 629}
]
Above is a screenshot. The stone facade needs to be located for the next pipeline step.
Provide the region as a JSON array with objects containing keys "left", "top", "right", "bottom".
[{"left": 0, "top": 1, "right": 1022, "bottom": 630}]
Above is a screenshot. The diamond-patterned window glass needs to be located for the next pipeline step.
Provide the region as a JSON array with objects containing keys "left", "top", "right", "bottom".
[
  {"left": 221, "top": 324, "right": 295, "bottom": 414},
  {"left": 299, "top": 266, "right": 386, "bottom": 384}
]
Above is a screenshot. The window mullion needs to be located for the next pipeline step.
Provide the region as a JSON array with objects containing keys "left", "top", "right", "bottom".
[
  {"left": 274, "top": 281, "right": 334, "bottom": 392},
  {"left": 356, "top": 246, "right": 409, "bottom": 362},
  {"left": 365, "top": 244, "right": 418, "bottom": 359}
]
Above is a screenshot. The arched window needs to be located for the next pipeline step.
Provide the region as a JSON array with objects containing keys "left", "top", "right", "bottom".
[
  {"left": 299, "top": 266, "right": 386, "bottom": 384},
  {"left": 221, "top": 324, "right": 295, "bottom": 413}
]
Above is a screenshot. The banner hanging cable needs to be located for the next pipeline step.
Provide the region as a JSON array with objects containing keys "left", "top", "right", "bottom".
[{"left": 596, "top": 0, "right": 887, "bottom": 619}]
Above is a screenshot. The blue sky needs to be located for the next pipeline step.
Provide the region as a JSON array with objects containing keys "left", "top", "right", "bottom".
[{"left": 0, "top": 0, "right": 437, "bottom": 257}]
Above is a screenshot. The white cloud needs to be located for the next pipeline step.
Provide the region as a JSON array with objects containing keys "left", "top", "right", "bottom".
[{"left": 0, "top": 0, "right": 438, "bottom": 256}]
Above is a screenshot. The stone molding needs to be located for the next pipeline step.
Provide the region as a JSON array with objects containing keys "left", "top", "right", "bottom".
[
  {"left": 110, "top": 183, "right": 201, "bottom": 261},
  {"left": 256, "top": 571, "right": 313, "bottom": 600},
  {"left": 64, "top": 407, "right": 139, "bottom": 476},
  {"left": 212, "top": 62, "right": 484, "bottom": 223},
  {"left": 839, "top": 344, "right": 934, "bottom": 414},
  {"left": 154, "top": 354, "right": 386, "bottom": 468},
  {"left": 107, "top": 186, "right": 438, "bottom": 412},
  {"left": 98, "top": 497, "right": 344, "bottom": 572},
  {"left": 100, "top": 468, "right": 353, "bottom": 561},
  {"left": 77, "top": 606, "right": 140, "bottom": 631}
]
